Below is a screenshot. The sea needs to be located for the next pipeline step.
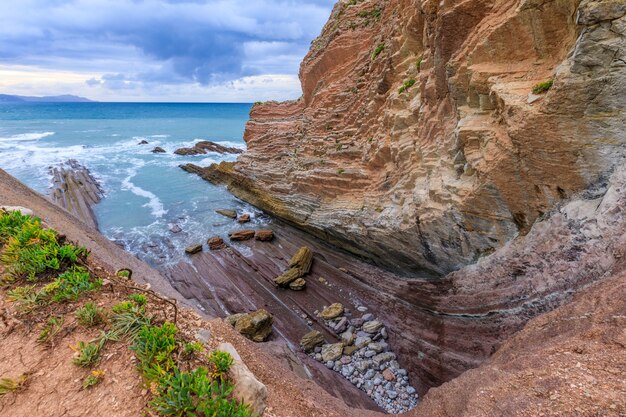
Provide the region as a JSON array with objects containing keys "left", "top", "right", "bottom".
[{"left": 0, "top": 102, "right": 269, "bottom": 267}]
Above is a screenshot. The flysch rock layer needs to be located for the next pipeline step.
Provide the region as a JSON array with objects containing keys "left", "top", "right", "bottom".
[
  {"left": 189, "top": 0, "right": 625, "bottom": 276},
  {"left": 49, "top": 159, "right": 104, "bottom": 229},
  {"left": 180, "top": 0, "right": 626, "bottom": 397}
]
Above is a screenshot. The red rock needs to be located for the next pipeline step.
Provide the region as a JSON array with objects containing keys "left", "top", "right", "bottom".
[
  {"left": 238, "top": 214, "right": 251, "bottom": 223},
  {"left": 383, "top": 369, "right": 395, "bottom": 382},
  {"left": 228, "top": 229, "right": 255, "bottom": 241},
  {"left": 255, "top": 230, "right": 274, "bottom": 241},
  {"left": 208, "top": 236, "right": 226, "bottom": 250}
]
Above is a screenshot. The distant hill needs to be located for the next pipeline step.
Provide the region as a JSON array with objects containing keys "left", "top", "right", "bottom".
[{"left": 0, "top": 94, "right": 94, "bottom": 103}]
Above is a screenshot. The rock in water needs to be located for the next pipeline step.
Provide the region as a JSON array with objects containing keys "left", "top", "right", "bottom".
[
  {"left": 216, "top": 342, "right": 267, "bottom": 416},
  {"left": 255, "top": 230, "right": 274, "bottom": 241},
  {"left": 168, "top": 223, "right": 182, "bottom": 233},
  {"left": 228, "top": 229, "right": 256, "bottom": 241},
  {"left": 216, "top": 209, "right": 237, "bottom": 219},
  {"left": 231, "top": 309, "right": 273, "bottom": 342},
  {"left": 238, "top": 214, "right": 251, "bottom": 223},
  {"left": 320, "top": 303, "right": 344, "bottom": 320},
  {"left": 138, "top": 139, "right": 148, "bottom": 145},
  {"left": 289, "top": 246, "right": 313, "bottom": 274},
  {"left": 185, "top": 244, "right": 203, "bottom": 255},
  {"left": 321, "top": 343, "right": 344, "bottom": 362},
  {"left": 300, "top": 330, "right": 324, "bottom": 352},
  {"left": 174, "top": 141, "right": 243, "bottom": 156},
  {"left": 151, "top": 146, "right": 166, "bottom": 153},
  {"left": 274, "top": 268, "right": 301, "bottom": 287},
  {"left": 289, "top": 278, "right": 306, "bottom": 291},
  {"left": 207, "top": 236, "right": 226, "bottom": 250}
]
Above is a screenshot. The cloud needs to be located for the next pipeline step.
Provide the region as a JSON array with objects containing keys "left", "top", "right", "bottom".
[{"left": 0, "top": 0, "right": 335, "bottom": 100}]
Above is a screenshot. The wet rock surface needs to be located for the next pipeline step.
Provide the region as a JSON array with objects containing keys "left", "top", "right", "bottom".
[
  {"left": 48, "top": 159, "right": 104, "bottom": 229},
  {"left": 174, "top": 140, "right": 243, "bottom": 156},
  {"left": 228, "top": 229, "right": 256, "bottom": 241}
]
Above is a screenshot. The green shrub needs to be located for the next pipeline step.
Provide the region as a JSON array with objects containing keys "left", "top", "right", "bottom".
[
  {"left": 398, "top": 79, "right": 416, "bottom": 94},
  {"left": 208, "top": 351, "right": 234, "bottom": 380},
  {"left": 51, "top": 267, "right": 102, "bottom": 303},
  {"left": 128, "top": 293, "right": 148, "bottom": 306},
  {"left": 371, "top": 43, "right": 385, "bottom": 60},
  {"left": 532, "top": 79, "right": 553, "bottom": 94},
  {"left": 132, "top": 322, "right": 178, "bottom": 383},
  {"left": 151, "top": 368, "right": 254, "bottom": 417},
  {"left": 183, "top": 341, "right": 204, "bottom": 357},
  {"left": 38, "top": 316, "right": 64, "bottom": 343},
  {"left": 110, "top": 304, "right": 151, "bottom": 340},
  {"left": 0, "top": 375, "right": 27, "bottom": 395},
  {"left": 73, "top": 341, "right": 101, "bottom": 367},
  {"left": 76, "top": 303, "right": 105, "bottom": 327},
  {"left": 337, "top": 168, "right": 345, "bottom": 175},
  {"left": 83, "top": 370, "right": 105, "bottom": 389},
  {"left": 0, "top": 212, "right": 88, "bottom": 282}
]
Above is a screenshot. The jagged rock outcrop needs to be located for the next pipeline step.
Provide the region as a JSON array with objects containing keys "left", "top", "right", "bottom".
[
  {"left": 49, "top": 160, "right": 104, "bottom": 229},
  {"left": 188, "top": 0, "right": 625, "bottom": 276},
  {"left": 174, "top": 140, "right": 243, "bottom": 156}
]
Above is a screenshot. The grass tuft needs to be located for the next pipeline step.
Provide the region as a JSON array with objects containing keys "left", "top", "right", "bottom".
[
  {"left": 532, "top": 79, "right": 553, "bottom": 94},
  {"left": 75, "top": 303, "right": 105, "bottom": 327}
]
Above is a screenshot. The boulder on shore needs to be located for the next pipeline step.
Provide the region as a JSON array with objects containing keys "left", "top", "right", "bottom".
[
  {"left": 228, "top": 309, "right": 273, "bottom": 342},
  {"left": 321, "top": 343, "right": 343, "bottom": 362},
  {"left": 289, "top": 278, "right": 306, "bottom": 291},
  {"left": 208, "top": 236, "right": 226, "bottom": 250},
  {"left": 274, "top": 267, "right": 301, "bottom": 287},
  {"left": 255, "top": 230, "right": 274, "bottom": 241},
  {"left": 216, "top": 209, "right": 237, "bottom": 219},
  {"left": 228, "top": 229, "right": 256, "bottom": 241},
  {"left": 174, "top": 141, "right": 243, "bottom": 156},
  {"left": 300, "top": 330, "right": 325, "bottom": 353},
  {"left": 320, "top": 303, "right": 344, "bottom": 320},
  {"left": 185, "top": 244, "right": 203, "bottom": 255},
  {"left": 238, "top": 214, "right": 251, "bottom": 223},
  {"left": 289, "top": 246, "right": 313, "bottom": 274},
  {"left": 216, "top": 342, "right": 267, "bottom": 416}
]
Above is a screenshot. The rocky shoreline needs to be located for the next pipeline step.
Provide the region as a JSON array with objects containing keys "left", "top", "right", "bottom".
[{"left": 48, "top": 159, "right": 103, "bottom": 229}]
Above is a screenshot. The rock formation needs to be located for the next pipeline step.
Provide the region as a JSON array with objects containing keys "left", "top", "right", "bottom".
[
  {"left": 49, "top": 160, "right": 104, "bottom": 229},
  {"left": 174, "top": 140, "right": 243, "bottom": 156},
  {"left": 187, "top": 0, "right": 625, "bottom": 276}
]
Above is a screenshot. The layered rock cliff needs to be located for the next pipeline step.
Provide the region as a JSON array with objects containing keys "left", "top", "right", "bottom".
[
  {"left": 182, "top": 0, "right": 625, "bottom": 396},
  {"left": 197, "top": 0, "right": 625, "bottom": 276}
]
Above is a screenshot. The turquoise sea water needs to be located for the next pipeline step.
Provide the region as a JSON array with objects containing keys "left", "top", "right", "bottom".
[{"left": 0, "top": 102, "right": 268, "bottom": 266}]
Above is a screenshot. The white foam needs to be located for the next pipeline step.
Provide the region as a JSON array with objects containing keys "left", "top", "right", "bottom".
[
  {"left": 121, "top": 172, "right": 168, "bottom": 218},
  {"left": 0, "top": 132, "right": 55, "bottom": 141}
]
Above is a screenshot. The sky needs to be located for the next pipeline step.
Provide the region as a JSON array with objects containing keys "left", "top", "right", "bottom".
[{"left": 0, "top": 0, "right": 335, "bottom": 102}]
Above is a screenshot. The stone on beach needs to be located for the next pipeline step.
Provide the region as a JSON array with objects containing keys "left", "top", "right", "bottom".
[
  {"left": 320, "top": 303, "right": 344, "bottom": 320},
  {"left": 185, "top": 243, "right": 203, "bottom": 255},
  {"left": 300, "top": 330, "right": 324, "bottom": 352},
  {"left": 229, "top": 309, "right": 274, "bottom": 342},
  {"left": 228, "top": 229, "right": 255, "bottom": 241},
  {"left": 255, "top": 229, "right": 274, "bottom": 241},
  {"left": 289, "top": 278, "right": 306, "bottom": 291},
  {"left": 217, "top": 342, "right": 267, "bottom": 416},
  {"left": 274, "top": 268, "right": 301, "bottom": 287},
  {"left": 208, "top": 236, "right": 226, "bottom": 250},
  {"left": 216, "top": 209, "right": 237, "bottom": 219},
  {"left": 363, "top": 320, "right": 383, "bottom": 334},
  {"left": 289, "top": 246, "right": 313, "bottom": 274},
  {"left": 238, "top": 214, "right": 251, "bottom": 223},
  {"left": 321, "top": 343, "right": 344, "bottom": 362}
]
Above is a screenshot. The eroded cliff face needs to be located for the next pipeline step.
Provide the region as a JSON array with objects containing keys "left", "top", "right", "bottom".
[{"left": 230, "top": 0, "right": 625, "bottom": 275}]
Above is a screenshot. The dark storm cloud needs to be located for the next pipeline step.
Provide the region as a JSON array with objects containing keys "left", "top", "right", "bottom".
[{"left": 0, "top": 0, "right": 335, "bottom": 85}]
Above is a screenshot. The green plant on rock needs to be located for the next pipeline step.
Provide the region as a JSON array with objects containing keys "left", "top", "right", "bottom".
[
  {"left": 416, "top": 57, "right": 423, "bottom": 72},
  {"left": 207, "top": 350, "right": 234, "bottom": 380},
  {"left": 73, "top": 341, "right": 101, "bottom": 367},
  {"left": 532, "top": 79, "right": 554, "bottom": 94},
  {"left": 0, "top": 210, "right": 33, "bottom": 244},
  {"left": 398, "top": 78, "right": 416, "bottom": 94},
  {"left": 75, "top": 302, "right": 105, "bottom": 327},
  {"left": 38, "top": 315, "right": 64, "bottom": 343},
  {"left": 371, "top": 43, "right": 385, "bottom": 60},
  {"left": 151, "top": 368, "right": 254, "bottom": 417}
]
